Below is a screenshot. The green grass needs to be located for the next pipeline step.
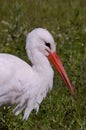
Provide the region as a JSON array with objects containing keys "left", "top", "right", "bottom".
[{"left": 0, "top": 0, "right": 86, "bottom": 130}]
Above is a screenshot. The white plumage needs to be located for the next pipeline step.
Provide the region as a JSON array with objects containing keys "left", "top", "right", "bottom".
[
  {"left": 0, "top": 28, "right": 74, "bottom": 120},
  {"left": 0, "top": 28, "right": 55, "bottom": 120}
]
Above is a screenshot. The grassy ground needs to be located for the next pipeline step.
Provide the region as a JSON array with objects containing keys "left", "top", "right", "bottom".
[{"left": 0, "top": 0, "right": 86, "bottom": 130}]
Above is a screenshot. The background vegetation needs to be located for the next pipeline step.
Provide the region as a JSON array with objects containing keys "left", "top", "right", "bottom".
[{"left": 0, "top": 0, "right": 86, "bottom": 130}]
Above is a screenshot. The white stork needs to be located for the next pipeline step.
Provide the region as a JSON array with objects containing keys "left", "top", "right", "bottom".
[{"left": 0, "top": 28, "right": 74, "bottom": 120}]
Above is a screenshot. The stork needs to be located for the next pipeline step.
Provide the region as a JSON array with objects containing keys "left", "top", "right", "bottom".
[{"left": 0, "top": 28, "right": 74, "bottom": 120}]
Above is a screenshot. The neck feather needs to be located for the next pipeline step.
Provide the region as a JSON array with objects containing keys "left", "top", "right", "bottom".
[{"left": 27, "top": 49, "right": 53, "bottom": 74}]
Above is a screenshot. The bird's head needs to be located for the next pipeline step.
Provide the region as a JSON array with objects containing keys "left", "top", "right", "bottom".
[
  {"left": 26, "top": 28, "right": 56, "bottom": 57},
  {"left": 26, "top": 28, "right": 74, "bottom": 96}
]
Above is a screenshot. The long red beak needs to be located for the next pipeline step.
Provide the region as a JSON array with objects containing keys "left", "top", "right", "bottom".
[{"left": 48, "top": 52, "right": 74, "bottom": 96}]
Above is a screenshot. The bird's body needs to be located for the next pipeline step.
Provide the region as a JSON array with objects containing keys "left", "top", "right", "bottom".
[
  {"left": 0, "top": 28, "right": 74, "bottom": 120},
  {"left": 0, "top": 52, "right": 53, "bottom": 120}
]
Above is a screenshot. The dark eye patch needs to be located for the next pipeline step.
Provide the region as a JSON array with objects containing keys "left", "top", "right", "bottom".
[{"left": 45, "top": 42, "right": 51, "bottom": 49}]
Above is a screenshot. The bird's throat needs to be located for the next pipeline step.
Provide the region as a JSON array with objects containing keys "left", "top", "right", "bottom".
[{"left": 31, "top": 51, "right": 53, "bottom": 75}]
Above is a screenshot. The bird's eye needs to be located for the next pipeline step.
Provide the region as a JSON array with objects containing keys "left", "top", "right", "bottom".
[{"left": 45, "top": 42, "right": 51, "bottom": 49}]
